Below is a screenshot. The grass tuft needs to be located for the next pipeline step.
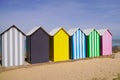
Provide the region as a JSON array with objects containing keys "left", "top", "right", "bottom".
[{"left": 113, "top": 73, "right": 120, "bottom": 80}]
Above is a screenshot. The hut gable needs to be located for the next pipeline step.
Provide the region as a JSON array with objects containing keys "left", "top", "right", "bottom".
[
  {"left": 97, "top": 29, "right": 112, "bottom": 36},
  {"left": 68, "top": 28, "right": 85, "bottom": 36},
  {"left": 49, "top": 27, "right": 69, "bottom": 36},
  {"left": 49, "top": 27, "right": 62, "bottom": 36},
  {"left": 83, "top": 29, "right": 95, "bottom": 35},
  {"left": 0, "top": 25, "right": 25, "bottom": 36},
  {"left": 27, "top": 27, "right": 49, "bottom": 36},
  {"left": 68, "top": 28, "right": 79, "bottom": 36},
  {"left": 27, "top": 27, "right": 40, "bottom": 36},
  {"left": 83, "top": 28, "right": 100, "bottom": 36}
]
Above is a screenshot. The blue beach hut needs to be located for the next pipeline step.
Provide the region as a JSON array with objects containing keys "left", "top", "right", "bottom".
[{"left": 68, "top": 28, "right": 86, "bottom": 59}]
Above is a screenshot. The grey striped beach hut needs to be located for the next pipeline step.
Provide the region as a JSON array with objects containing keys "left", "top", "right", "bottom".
[{"left": 0, "top": 25, "right": 25, "bottom": 67}]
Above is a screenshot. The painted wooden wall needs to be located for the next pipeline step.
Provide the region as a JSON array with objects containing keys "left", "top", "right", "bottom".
[
  {"left": 87, "top": 30, "right": 100, "bottom": 57},
  {"left": 70, "top": 29, "right": 86, "bottom": 59},
  {"left": 1, "top": 26, "right": 25, "bottom": 67},
  {"left": 49, "top": 28, "right": 69, "bottom": 62},
  {"left": 0, "top": 26, "right": 112, "bottom": 67},
  {"left": 26, "top": 27, "right": 49, "bottom": 64},
  {"left": 101, "top": 30, "right": 112, "bottom": 55}
]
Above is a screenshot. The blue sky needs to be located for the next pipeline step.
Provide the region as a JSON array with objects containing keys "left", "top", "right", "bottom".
[{"left": 0, "top": 0, "right": 120, "bottom": 38}]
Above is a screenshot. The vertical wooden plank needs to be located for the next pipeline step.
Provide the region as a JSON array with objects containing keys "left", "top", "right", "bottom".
[
  {"left": 22, "top": 35, "right": 25, "bottom": 65},
  {"left": 79, "top": 30, "right": 82, "bottom": 59},
  {"left": 88, "top": 35, "right": 89, "bottom": 57},
  {"left": 14, "top": 29, "right": 18, "bottom": 66},
  {"left": 71, "top": 36, "right": 74, "bottom": 59},
  {"left": 75, "top": 32, "right": 77, "bottom": 59},
  {"left": 76, "top": 30, "right": 80, "bottom": 59},
  {"left": 77, "top": 30, "right": 79, "bottom": 59},
  {"left": 89, "top": 34, "right": 92, "bottom": 57},
  {"left": 92, "top": 31, "right": 93, "bottom": 57},
  {"left": 2, "top": 34, "right": 4, "bottom": 66},
  {"left": 19, "top": 33, "right": 23, "bottom": 65},
  {"left": 94, "top": 31, "right": 97, "bottom": 57},
  {"left": 98, "top": 34, "right": 100, "bottom": 56},
  {"left": 94, "top": 31, "right": 96, "bottom": 57},
  {"left": 2, "top": 33, "right": 8, "bottom": 67},
  {"left": 9, "top": 29, "right": 13, "bottom": 66},
  {"left": 82, "top": 34, "right": 85, "bottom": 58},
  {"left": 96, "top": 33, "right": 100, "bottom": 56},
  {"left": 73, "top": 33, "right": 77, "bottom": 59},
  {"left": 74, "top": 33, "right": 77, "bottom": 59},
  {"left": 93, "top": 31, "right": 95, "bottom": 57}
]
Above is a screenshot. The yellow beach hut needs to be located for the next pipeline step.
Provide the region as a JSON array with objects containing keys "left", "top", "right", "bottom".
[{"left": 49, "top": 27, "right": 70, "bottom": 62}]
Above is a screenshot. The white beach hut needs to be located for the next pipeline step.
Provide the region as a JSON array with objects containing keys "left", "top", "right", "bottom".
[{"left": 0, "top": 25, "right": 26, "bottom": 67}]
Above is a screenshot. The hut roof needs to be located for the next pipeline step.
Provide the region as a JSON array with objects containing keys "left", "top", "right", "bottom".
[
  {"left": 49, "top": 27, "right": 62, "bottom": 36},
  {"left": 68, "top": 28, "right": 85, "bottom": 36},
  {"left": 0, "top": 25, "right": 25, "bottom": 36},
  {"left": 27, "top": 26, "right": 40, "bottom": 35},
  {"left": 49, "top": 27, "right": 69, "bottom": 36},
  {"left": 83, "top": 28, "right": 95, "bottom": 35},
  {"left": 97, "top": 29, "right": 112, "bottom": 36},
  {"left": 68, "top": 28, "right": 79, "bottom": 36},
  {"left": 27, "top": 27, "right": 49, "bottom": 36}
]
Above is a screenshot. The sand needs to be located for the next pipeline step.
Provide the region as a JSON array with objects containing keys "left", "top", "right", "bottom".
[{"left": 0, "top": 53, "right": 120, "bottom": 80}]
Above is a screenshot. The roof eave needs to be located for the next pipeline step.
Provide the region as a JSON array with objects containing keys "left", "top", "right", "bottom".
[{"left": 0, "top": 25, "right": 26, "bottom": 36}]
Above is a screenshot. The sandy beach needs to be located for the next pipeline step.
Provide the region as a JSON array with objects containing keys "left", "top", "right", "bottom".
[{"left": 0, "top": 52, "right": 120, "bottom": 80}]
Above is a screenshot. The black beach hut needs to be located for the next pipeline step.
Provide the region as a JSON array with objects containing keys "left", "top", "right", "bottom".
[{"left": 26, "top": 27, "right": 49, "bottom": 64}]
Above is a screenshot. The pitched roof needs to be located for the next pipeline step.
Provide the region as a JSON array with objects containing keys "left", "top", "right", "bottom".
[
  {"left": 68, "top": 28, "right": 85, "bottom": 36},
  {"left": 0, "top": 25, "right": 25, "bottom": 36},
  {"left": 83, "top": 28, "right": 95, "bottom": 35},
  {"left": 49, "top": 27, "right": 62, "bottom": 36},
  {"left": 49, "top": 27, "right": 69, "bottom": 36},
  {"left": 27, "top": 26, "right": 40, "bottom": 35},
  {"left": 27, "top": 26, "right": 49, "bottom": 36},
  {"left": 68, "top": 28, "right": 79, "bottom": 36},
  {"left": 97, "top": 29, "right": 112, "bottom": 36}
]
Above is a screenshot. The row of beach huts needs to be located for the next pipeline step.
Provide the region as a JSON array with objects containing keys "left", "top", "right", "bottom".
[{"left": 0, "top": 25, "right": 112, "bottom": 67}]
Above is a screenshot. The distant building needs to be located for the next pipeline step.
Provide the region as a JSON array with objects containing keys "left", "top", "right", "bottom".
[
  {"left": 0, "top": 25, "right": 25, "bottom": 67},
  {"left": 68, "top": 28, "right": 86, "bottom": 59},
  {"left": 97, "top": 29, "right": 112, "bottom": 56},
  {"left": 26, "top": 27, "right": 49, "bottom": 64},
  {"left": 49, "top": 27, "right": 69, "bottom": 62}
]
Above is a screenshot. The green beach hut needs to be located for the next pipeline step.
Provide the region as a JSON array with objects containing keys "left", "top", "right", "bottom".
[{"left": 83, "top": 29, "right": 100, "bottom": 58}]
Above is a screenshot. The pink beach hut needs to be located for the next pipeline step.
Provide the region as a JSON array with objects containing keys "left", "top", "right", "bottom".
[{"left": 97, "top": 29, "right": 112, "bottom": 56}]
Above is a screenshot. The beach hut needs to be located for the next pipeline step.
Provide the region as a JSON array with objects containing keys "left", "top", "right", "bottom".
[
  {"left": 0, "top": 25, "right": 25, "bottom": 67},
  {"left": 68, "top": 28, "right": 86, "bottom": 59},
  {"left": 49, "top": 27, "right": 69, "bottom": 62},
  {"left": 83, "top": 29, "right": 100, "bottom": 58},
  {"left": 26, "top": 27, "right": 49, "bottom": 64},
  {"left": 97, "top": 29, "right": 112, "bottom": 56}
]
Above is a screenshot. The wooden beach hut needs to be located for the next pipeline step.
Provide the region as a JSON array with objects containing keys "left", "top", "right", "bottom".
[
  {"left": 49, "top": 27, "right": 69, "bottom": 62},
  {"left": 26, "top": 27, "right": 49, "bottom": 64},
  {"left": 0, "top": 25, "right": 25, "bottom": 67},
  {"left": 83, "top": 29, "right": 100, "bottom": 58},
  {"left": 97, "top": 29, "right": 112, "bottom": 56},
  {"left": 68, "top": 28, "right": 86, "bottom": 59}
]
